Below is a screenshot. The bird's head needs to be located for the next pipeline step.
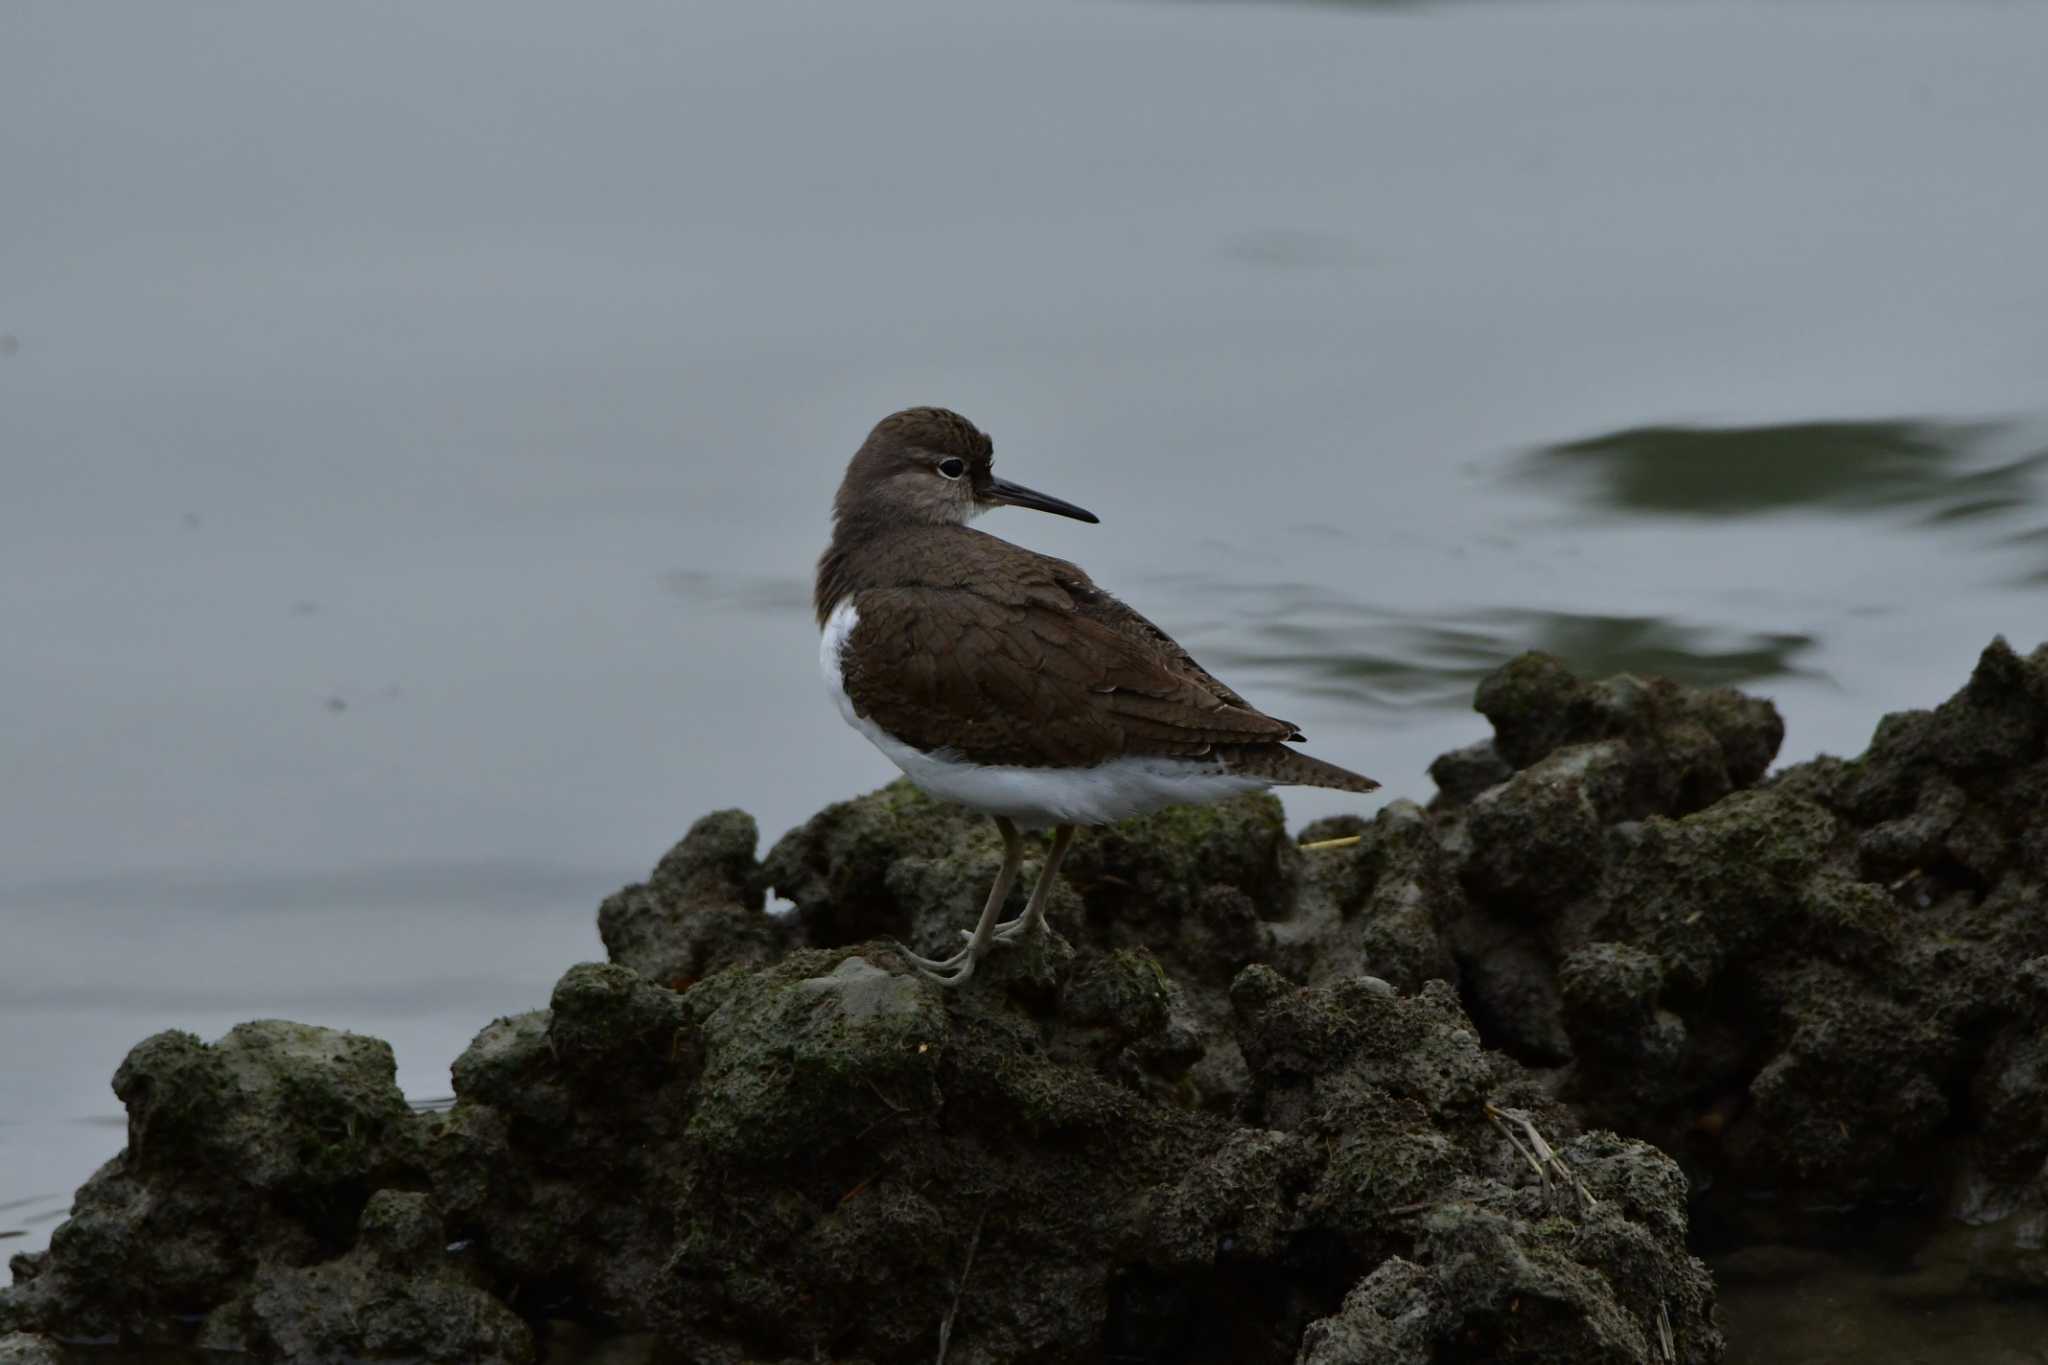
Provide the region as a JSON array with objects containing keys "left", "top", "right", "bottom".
[{"left": 832, "top": 406, "right": 1098, "bottom": 529}]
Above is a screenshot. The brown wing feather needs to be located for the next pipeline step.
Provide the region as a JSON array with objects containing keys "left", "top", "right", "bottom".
[
  {"left": 1061, "top": 579, "right": 1279, "bottom": 722},
  {"left": 842, "top": 584, "right": 1297, "bottom": 768}
]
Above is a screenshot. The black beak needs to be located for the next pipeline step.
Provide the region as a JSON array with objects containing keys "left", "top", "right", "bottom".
[{"left": 984, "top": 475, "right": 1099, "bottom": 524}]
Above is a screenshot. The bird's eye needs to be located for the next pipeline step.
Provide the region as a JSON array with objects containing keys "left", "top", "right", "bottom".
[{"left": 937, "top": 458, "right": 966, "bottom": 480}]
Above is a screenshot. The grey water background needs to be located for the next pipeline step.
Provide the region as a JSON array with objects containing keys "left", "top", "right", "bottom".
[{"left": 4, "top": 0, "right": 2047, "bottom": 1355}]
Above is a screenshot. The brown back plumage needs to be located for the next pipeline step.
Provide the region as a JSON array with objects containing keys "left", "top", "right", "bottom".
[{"left": 818, "top": 408, "right": 1379, "bottom": 794}]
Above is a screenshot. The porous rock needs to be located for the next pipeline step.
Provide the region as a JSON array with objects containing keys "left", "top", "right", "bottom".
[
  {"left": 5, "top": 950, "right": 1723, "bottom": 1364},
  {"left": 1450, "top": 638, "right": 2048, "bottom": 1221},
  {"left": 765, "top": 783, "right": 1317, "bottom": 1115},
  {"left": 0, "top": 1021, "right": 422, "bottom": 1345},
  {"left": 0, "top": 1335, "right": 63, "bottom": 1365},
  {"left": 24, "top": 637, "right": 2048, "bottom": 1360},
  {"left": 1228, "top": 970, "right": 1721, "bottom": 1364},
  {"left": 1427, "top": 738, "right": 1514, "bottom": 810},
  {"left": 1474, "top": 651, "right": 1783, "bottom": 799},
  {"left": 425, "top": 962, "right": 696, "bottom": 1320},
  {"left": 762, "top": 781, "right": 995, "bottom": 946},
  {"left": 1289, "top": 801, "right": 1461, "bottom": 998},
  {"left": 598, "top": 808, "right": 793, "bottom": 987},
  {"left": 199, "top": 1191, "right": 533, "bottom": 1364}
]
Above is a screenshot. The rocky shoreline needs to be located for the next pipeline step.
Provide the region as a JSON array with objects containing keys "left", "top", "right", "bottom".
[{"left": 6, "top": 639, "right": 2046, "bottom": 1363}]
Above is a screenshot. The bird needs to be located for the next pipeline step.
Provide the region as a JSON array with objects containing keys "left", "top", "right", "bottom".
[{"left": 814, "top": 407, "right": 1379, "bottom": 986}]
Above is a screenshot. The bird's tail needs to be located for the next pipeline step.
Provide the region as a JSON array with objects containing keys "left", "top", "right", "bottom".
[{"left": 1224, "top": 743, "right": 1380, "bottom": 794}]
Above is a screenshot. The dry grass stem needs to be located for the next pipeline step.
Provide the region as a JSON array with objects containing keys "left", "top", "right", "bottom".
[
  {"left": 935, "top": 1205, "right": 990, "bottom": 1365},
  {"left": 1485, "top": 1103, "right": 1598, "bottom": 1215}
]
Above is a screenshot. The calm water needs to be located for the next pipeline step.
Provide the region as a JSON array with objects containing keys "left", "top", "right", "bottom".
[{"left": 4, "top": 0, "right": 2047, "bottom": 1340}]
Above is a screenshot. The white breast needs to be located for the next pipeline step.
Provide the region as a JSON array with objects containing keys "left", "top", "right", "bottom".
[{"left": 818, "top": 599, "right": 1269, "bottom": 829}]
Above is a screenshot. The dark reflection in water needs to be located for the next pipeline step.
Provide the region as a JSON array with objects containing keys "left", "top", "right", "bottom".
[
  {"left": 2000, "top": 525, "right": 2048, "bottom": 585},
  {"left": 667, "top": 563, "right": 1825, "bottom": 717},
  {"left": 1, "top": 1193, "right": 41, "bottom": 1242},
  {"left": 2, "top": 1186, "right": 78, "bottom": 1241},
  {"left": 1183, "top": 586, "right": 1820, "bottom": 711},
  {"left": 1525, "top": 418, "right": 2048, "bottom": 523}
]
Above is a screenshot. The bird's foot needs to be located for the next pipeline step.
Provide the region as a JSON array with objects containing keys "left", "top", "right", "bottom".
[
  {"left": 890, "top": 939, "right": 980, "bottom": 988},
  {"left": 964, "top": 915, "right": 1040, "bottom": 949}
]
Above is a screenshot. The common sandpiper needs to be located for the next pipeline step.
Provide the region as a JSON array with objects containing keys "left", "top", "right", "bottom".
[{"left": 816, "top": 407, "right": 1379, "bottom": 986}]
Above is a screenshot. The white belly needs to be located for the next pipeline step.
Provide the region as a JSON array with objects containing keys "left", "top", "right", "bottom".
[{"left": 819, "top": 600, "right": 1268, "bottom": 828}]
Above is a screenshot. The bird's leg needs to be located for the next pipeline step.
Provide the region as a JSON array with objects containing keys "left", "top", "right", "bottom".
[
  {"left": 895, "top": 816, "right": 1025, "bottom": 987},
  {"left": 989, "top": 823, "right": 1075, "bottom": 945}
]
